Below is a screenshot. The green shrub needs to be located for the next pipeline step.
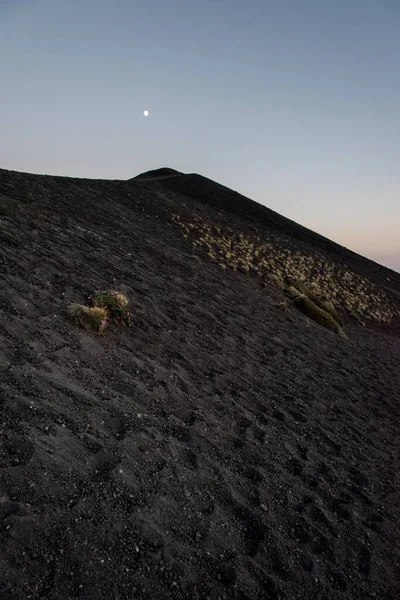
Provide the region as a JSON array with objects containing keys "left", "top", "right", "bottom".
[
  {"left": 309, "top": 296, "right": 343, "bottom": 326},
  {"left": 67, "top": 304, "right": 108, "bottom": 333},
  {"left": 88, "top": 290, "right": 132, "bottom": 326},
  {"left": 293, "top": 295, "right": 346, "bottom": 337},
  {"left": 285, "top": 286, "right": 301, "bottom": 300},
  {"left": 286, "top": 280, "right": 343, "bottom": 326}
]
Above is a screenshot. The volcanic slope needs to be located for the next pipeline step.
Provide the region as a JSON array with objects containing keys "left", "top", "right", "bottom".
[{"left": 0, "top": 166, "right": 399, "bottom": 600}]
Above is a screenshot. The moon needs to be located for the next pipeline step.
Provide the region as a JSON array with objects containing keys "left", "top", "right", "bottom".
[{"left": 144, "top": 110, "right": 149, "bottom": 117}]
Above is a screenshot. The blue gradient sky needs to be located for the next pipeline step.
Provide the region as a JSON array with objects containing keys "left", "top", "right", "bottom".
[{"left": 1, "top": 0, "right": 399, "bottom": 271}]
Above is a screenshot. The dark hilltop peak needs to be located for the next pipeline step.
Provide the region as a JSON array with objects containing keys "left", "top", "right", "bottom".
[{"left": 132, "top": 167, "right": 183, "bottom": 180}]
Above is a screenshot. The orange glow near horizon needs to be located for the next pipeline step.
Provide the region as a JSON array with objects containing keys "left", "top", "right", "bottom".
[{"left": 311, "top": 223, "right": 400, "bottom": 271}]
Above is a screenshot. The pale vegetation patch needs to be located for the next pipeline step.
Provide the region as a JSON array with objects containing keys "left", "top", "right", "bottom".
[{"left": 172, "top": 213, "right": 399, "bottom": 325}]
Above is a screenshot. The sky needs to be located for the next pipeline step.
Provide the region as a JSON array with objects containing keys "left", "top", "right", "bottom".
[{"left": 1, "top": 0, "right": 399, "bottom": 272}]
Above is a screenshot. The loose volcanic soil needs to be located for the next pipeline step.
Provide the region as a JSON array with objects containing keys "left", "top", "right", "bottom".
[{"left": 0, "top": 167, "right": 400, "bottom": 599}]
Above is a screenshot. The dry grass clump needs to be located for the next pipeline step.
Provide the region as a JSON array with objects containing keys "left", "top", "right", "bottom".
[
  {"left": 67, "top": 304, "right": 108, "bottom": 333},
  {"left": 265, "top": 273, "right": 285, "bottom": 289},
  {"left": 286, "top": 279, "right": 343, "bottom": 326},
  {"left": 311, "top": 296, "right": 342, "bottom": 326},
  {"left": 172, "top": 213, "right": 400, "bottom": 325},
  {"left": 88, "top": 290, "right": 133, "bottom": 327},
  {"left": 68, "top": 290, "right": 133, "bottom": 333},
  {"left": 285, "top": 286, "right": 302, "bottom": 300},
  {"left": 282, "top": 284, "right": 344, "bottom": 335},
  {"left": 90, "top": 290, "right": 128, "bottom": 309},
  {"left": 88, "top": 290, "right": 132, "bottom": 326},
  {"left": 285, "top": 279, "right": 314, "bottom": 297},
  {"left": 292, "top": 294, "right": 347, "bottom": 338}
]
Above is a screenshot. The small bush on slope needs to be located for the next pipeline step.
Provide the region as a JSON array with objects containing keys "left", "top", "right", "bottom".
[
  {"left": 88, "top": 290, "right": 133, "bottom": 327},
  {"left": 310, "top": 296, "right": 343, "bottom": 326},
  {"left": 285, "top": 286, "right": 302, "bottom": 300},
  {"left": 293, "top": 295, "right": 347, "bottom": 338},
  {"left": 282, "top": 285, "right": 344, "bottom": 335},
  {"left": 68, "top": 290, "right": 133, "bottom": 333},
  {"left": 67, "top": 304, "right": 108, "bottom": 333},
  {"left": 286, "top": 280, "right": 343, "bottom": 326}
]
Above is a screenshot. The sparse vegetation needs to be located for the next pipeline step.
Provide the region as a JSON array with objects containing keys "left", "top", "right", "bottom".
[
  {"left": 172, "top": 213, "right": 400, "bottom": 325},
  {"left": 68, "top": 290, "right": 133, "bottom": 333}
]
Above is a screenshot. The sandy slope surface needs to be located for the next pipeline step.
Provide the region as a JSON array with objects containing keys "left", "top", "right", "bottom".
[{"left": 0, "top": 167, "right": 399, "bottom": 599}]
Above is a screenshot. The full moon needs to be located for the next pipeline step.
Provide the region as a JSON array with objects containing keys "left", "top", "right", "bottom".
[{"left": 144, "top": 110, "right": 149, "bottom": 117}]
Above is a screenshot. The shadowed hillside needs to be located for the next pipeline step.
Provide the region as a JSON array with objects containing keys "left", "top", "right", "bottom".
[
  {"left": 135, "top": 170, "right": 400, "bottom": 292},
  {"left": 0, "top": 166, "right": 399, "bottom": 599}
]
